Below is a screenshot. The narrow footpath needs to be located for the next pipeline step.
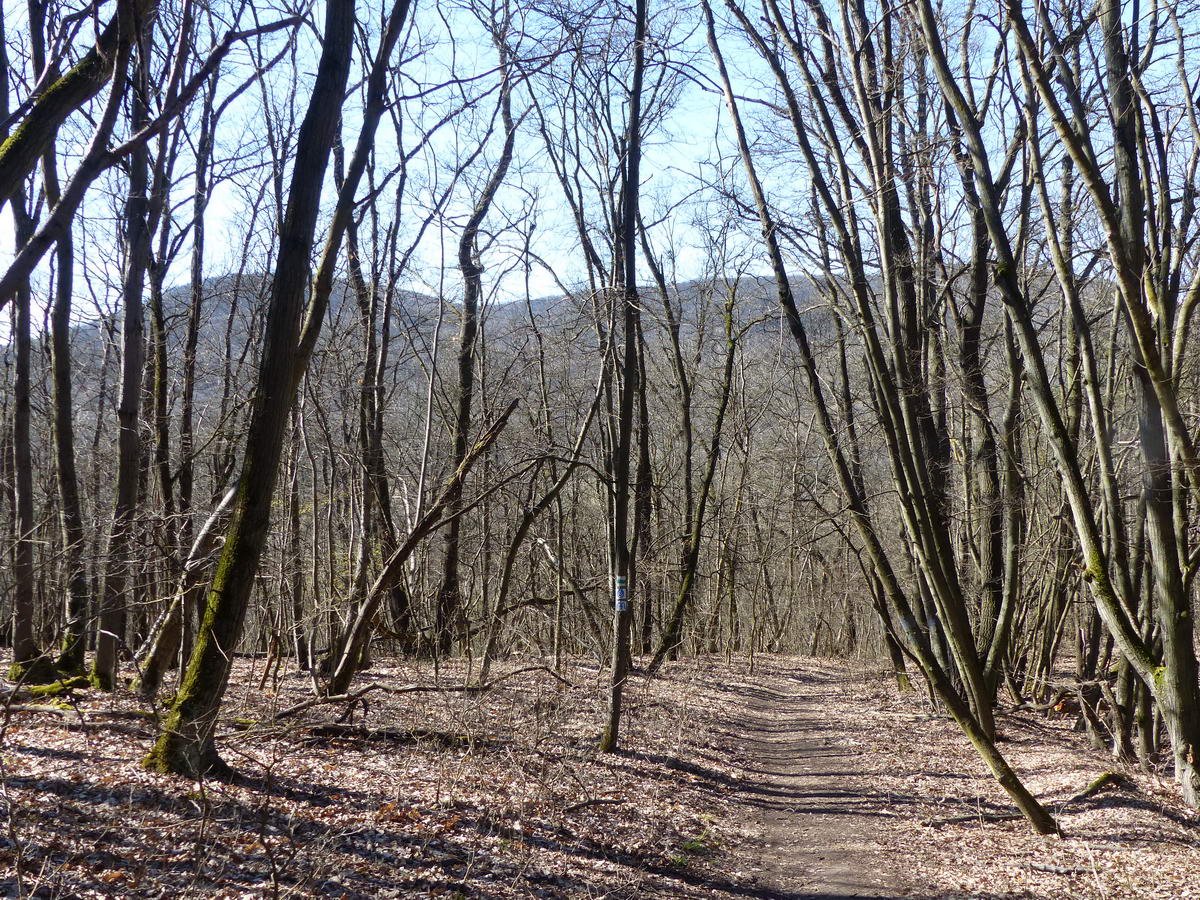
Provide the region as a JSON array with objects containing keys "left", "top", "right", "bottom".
[
  {"left": 705, "top": 657, "right": 1200, "bottom": 900},
  {"left": 722, "top": 668, "right": 906, "bottom": 899}
]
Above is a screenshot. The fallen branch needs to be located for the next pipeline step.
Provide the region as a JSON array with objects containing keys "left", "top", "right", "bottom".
[
  {"left": 325, "top": 399, "right": 519, "bottom": 695},
  {"left": 302, "top": 724, "right": 496, "bottom": 750},
  {"left": 5, "top": 704, "right": 73, "bottom": 717},
  {"left": 921, "top": 810, "right": 1025, "bottom": 828},
  {"left": 563, "top": 797, "right": 626, "bottom": 814},
  {"left": 274, "top": 664, "right": 574, "bottom": 720},
  {"left": 1025, "top": 862, "right": 1090, "bottom": 876},
  {"left": 1064, "top": 771, "right": 1131, "bottom": 804}
]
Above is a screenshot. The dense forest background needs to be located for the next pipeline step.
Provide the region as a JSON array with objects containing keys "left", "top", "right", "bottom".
[{"left": 2, "top": 0, "right": 1200, "bottom": 836}]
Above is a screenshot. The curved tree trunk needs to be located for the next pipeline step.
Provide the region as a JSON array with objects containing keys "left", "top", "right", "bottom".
[{"left": 144, "top": 0, "right": 357, "bottom": 777}]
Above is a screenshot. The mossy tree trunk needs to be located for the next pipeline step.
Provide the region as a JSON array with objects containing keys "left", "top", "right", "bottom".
[
  {"left": 0, "top": 0, "right": 154, "bottom": 206},
  {"left": 144, "top": 0, "right": 356, "bottom": 778}
]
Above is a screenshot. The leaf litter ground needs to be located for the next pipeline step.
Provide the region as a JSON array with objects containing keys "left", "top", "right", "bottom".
[{"left": 0, "top": 655, "right": 1196, "bottom": 898}]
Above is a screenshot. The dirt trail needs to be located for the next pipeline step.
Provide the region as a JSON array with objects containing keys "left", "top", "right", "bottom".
[{"left": 724, "top": 668, "right": 906, "bottom": 900}]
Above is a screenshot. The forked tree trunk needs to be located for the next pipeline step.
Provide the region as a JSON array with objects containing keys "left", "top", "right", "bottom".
[
  {"left": 705, "top": 0, "right": 1057, "bottom": 833},
  {"left": 1096, "top": 0, "right": 1200, "bottom": 805},
  {"left": 144, "top": 0, "right": 356, "bottom": 777},
  {"left": 648, "top": 290, "right": 737, "bottom": 673}
]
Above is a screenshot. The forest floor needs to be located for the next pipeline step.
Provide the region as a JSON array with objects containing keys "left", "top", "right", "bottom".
[{"left": 0, "top": 654, "right": 1198, "bottom": 898}]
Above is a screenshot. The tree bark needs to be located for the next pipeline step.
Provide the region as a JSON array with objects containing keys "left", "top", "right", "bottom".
[
  {"left": 144, "top": 0, "right": 356, "bottom": 777},
  {"left": 0, "top": 0, "right": 154, "bottom": 205},
  {"left": 91, "top": 52, "right": 152, "bottom": 690},
  {"left": 435, "top": 50, "right": 517, "bottom": 656},
  {"left": 599, "top": 0, "right": 648, "bottom": 754}
]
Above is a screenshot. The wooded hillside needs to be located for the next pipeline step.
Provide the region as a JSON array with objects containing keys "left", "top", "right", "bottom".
[{"left": 2, "top": 0, "right": 1200, "bottom": 888}]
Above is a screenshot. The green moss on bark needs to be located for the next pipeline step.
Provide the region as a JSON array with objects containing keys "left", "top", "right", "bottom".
[
  {"left": 55, "top": 640, "right": 85, "bottom": 677},
  {"left": 88, "top": 661, "right": 115, "bottom": 691},
  {"left": 8, "top": 654, "right": 60, "bottom": 685},
  {"left": 142, "top": 732, "right": 233, "bottom": 780},
  {"left": 144, "top": 577, "right": 239, "bottom": 778},
  {"left": 0, "top": 48, "right": 107, "bottom": 185},
  {"left": 1152, "top": 665, "right": 1168, "bottom": 693},
  {"left": 26, "top": 675, "right": 90, "bottom": 697}
]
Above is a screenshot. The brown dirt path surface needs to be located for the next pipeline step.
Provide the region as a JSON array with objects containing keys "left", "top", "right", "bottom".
[
  {"left": 723, "top": 671, "right": 904, "bottom": 898},
  {"left": 2, "top": 655, "right": 1199, "bottom": 897},
  {"left": 712, "top": 656, "right": 1200, "bottom": 900}
]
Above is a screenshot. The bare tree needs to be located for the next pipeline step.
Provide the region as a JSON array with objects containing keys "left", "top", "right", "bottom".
[{"left": 145, "top": 0, "right": 359, "bottom": 777}]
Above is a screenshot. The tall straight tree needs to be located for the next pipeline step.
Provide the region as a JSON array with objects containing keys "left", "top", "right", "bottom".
[
  {"left": 91, "top": 35, "right": 153, "bottom": 690},
  {"left": 28, "top": 0, "right": 91, "bottom": 676},
  {"left": 2, "top": 0, "right": 56, "bottom": 683},
  {"left": 5, "top": 192, "right": 46, "bottom": 681},
  {"left": 599, "top": 0, "right": 648, "bottom": 754},
  {"left": 434, "top": 41, "right": 518, "bottom": 655}
]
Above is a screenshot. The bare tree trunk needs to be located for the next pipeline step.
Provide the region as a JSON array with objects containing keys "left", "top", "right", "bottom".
[
  {"left": 2, "top": 3, "right": 51, "bottom": 682},
  {"left": 649, "top": 288, "right": 737, "bottom": 673},
  {"left": 599, "top": 0, "right": 647, "bottom": 754},
  {"left": 25, "top": 0, "right": 91, "bottom": 676},
  {"left": 144, "top": 0, "right": 356, "bottom": 777},
  {"left": 479, "top": 375, "right": 603, "bottom": 683},
  {"left": 434, "top": 57, "right": 516, "bottom": 655},
  {"left": 6, "top": 193, "right": 49, "bottom": 681},
  {"left": 178, "top": 82, "right": 216, "bottom": 549},
  {"left": 1097, "top": 0, "right": 1200, "bottom": 804},
  {"left": 328, "top": 401, "right": 517, "bottom": 694},
  {"left": 91, "top": 51, "right": 152, "bottom": 690},
  {"left": 49, "top": 226, "right": 88, "bottom": 674},
  {"left": 133, "top": 488, "right": 237, "bottom": 698},
  {"left": 287, "top": 413, "right": 310, "bottom": 671},
  {"left": 706, "top": 0, "right": 1057, "bottom": 833}
]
